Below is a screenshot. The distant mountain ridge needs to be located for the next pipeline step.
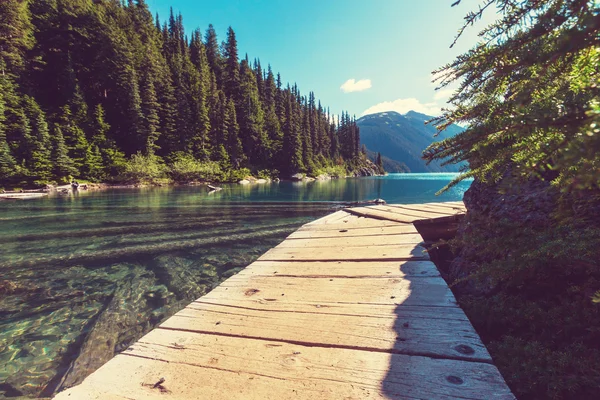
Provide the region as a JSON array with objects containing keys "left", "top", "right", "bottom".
[{"left": 358, "top": 111, "right": 464, "bottom": 173}]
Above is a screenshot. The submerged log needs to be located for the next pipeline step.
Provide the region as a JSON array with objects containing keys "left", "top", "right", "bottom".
[{"left": 0, "top": 192, "right": 48, "bottom": 200}]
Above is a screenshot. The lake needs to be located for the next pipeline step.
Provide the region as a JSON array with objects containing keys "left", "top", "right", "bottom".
[{"left": 0, "top": 173, "right": 471, "bottom": 398}]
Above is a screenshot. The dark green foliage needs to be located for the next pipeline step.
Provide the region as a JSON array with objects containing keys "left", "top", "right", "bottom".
[
  {"left": 0, "top": 84, "right": 16, "bottom": 180},
  {"left": 448, "top": 213, "right": 600, "bottom": 399},
  {"left": 0, "top": 0, "right": 34, "bottom": 75},
  {"left": 0, "top": 1, "right": 361, "bottom": 185},
  {"left": 50, "top": 125, "right": 77, "bottom": 183},
  {"left": 376, "top": 152, "right": 384, "bottom": 174},
  {"left": 22, "top": 96, "right": 52, "bottom": 181},
  {"left": 426, "top": 0, "right": 599, "bottom": 192},
  {"left": 225, "top": 98, "right": 244, "bottom": 168},
  {"left": 427, "top": 1, "right": 600, "bottom": 398}
]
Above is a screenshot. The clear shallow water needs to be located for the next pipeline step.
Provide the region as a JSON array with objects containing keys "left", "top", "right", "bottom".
[{"left": 0, "top": 173, "right": 471, "bottom": 398}]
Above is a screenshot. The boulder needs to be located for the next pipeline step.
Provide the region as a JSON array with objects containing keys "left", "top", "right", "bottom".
[
  {"left": 255, "top": 178, "right": 268, "bottom": 184},
  {"left": 290, "top": 173, "right": 304, "bottom": 181},
  {"left": 238, "top": 179, "right": 250, "bottom": 185}
]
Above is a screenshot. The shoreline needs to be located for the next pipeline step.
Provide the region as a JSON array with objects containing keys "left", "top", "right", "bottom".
[{"left": 0, "top": 172, "right": 388, "bottom": 198}]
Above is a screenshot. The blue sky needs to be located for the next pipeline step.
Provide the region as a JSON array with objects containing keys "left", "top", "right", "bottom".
[{"left": 146, "top": 0, "right": 496, "bottom": 118}]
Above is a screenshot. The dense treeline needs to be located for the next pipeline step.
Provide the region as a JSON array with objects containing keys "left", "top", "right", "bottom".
[{"left": 0, "top": 0, "right": 367, "bottom": 185}]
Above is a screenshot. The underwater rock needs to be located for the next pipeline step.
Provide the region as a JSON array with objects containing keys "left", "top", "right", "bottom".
[
  {"left": 56, "top": 265, "right": 157, "bottom": 391},
  {"left": 152, "top": 255, "right": 201, "bottom": 300}
]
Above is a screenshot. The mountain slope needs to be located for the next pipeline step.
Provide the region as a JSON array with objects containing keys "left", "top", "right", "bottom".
[
  {"left": 357, "top": 111, "right": 464, "bottom": 173},
  {"left": 364, "top": 149, "right": 409, "bottom": 173}
]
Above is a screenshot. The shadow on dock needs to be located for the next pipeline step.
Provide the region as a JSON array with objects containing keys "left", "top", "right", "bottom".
[{"left": 382, "top": 228, "right": 514, "bottom": 399}]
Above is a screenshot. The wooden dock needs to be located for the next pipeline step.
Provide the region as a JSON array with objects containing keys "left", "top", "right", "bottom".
[{"left": 54, "top": 201, "right": 514, "bottom": 400}]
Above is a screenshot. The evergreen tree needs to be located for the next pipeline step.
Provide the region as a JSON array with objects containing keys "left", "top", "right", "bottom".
[
  {"left": 139, "top": 66, "right": 161, "bottom": 154},
  {"left": 283, "top": 92, "right": 303, "bottom": 172},
  {"left": 222, "top": 27, "right": 240, "bottom": 102},
  {"left": 238, "top": 59, "right": 267, "bottom": 164},
  {"left": 225, "top": 98, "right": 244, "bottom": 168},
  {"left": 376, "top": 152, "right": 384, "bottom": 173},
  {"left": 56, "top": 105, "right": 88, "bottom": 173},
  {"left": 204, "top": 24, "right": 222, "bottom": 85},
  {"left": 301, "top": 99, "right": 315, "bottom": 172},
  {"left": 89, "top": 103, "right": 125, "bottom": 177},
  {"left": 189, "top": 30, "right": 211, "bottom": 160},
  {"left": 0, "top": 0, "right": 34, "bottom": 75},
  {"left": 425, "top": 0, "right": 600, "bottom": 191},
  {"left": 0, "top": 78, "right": 16, "bottom": 181},
  {"left": 82, "top": 144, "right": 104, "bottom": 181},
  {"left": 51, "top": 125, "right": 77, "bottom": 183},
  {"left": 22, "top": 96, "right": 52, "bottom": 180}
]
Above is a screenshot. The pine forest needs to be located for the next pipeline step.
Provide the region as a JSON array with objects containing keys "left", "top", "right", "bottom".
[{"left": 0, "top": 0, "right": 377, "bottom": 187}]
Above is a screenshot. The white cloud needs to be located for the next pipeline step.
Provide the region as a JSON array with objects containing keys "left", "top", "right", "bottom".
[
  {"left": 433, "top": 88, "right": 454, "bottom": 102},
  {"left": 361, "top": 98, "right": 441, "bottom": 117},
  {"left": 340, "top": 78, "right": 372, "bottom": 93}
]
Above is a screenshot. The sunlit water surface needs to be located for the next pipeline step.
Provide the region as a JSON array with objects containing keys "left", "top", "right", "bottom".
[{"left": 0, "top": 173, "right": 471, "bottom": 398}]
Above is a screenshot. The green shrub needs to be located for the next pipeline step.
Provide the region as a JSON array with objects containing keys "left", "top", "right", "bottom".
[
  {"left": 223, "top": 167, "right": 252, "bottom": 182},
  {"left": 168, "top": 153, "right": 223, "bottom": 182},
  {"left": 121, "top": 152, "right": 167, "bottom": 183},
  {"left": 256, "top": 169, "right": 279, "bottom": 180}
]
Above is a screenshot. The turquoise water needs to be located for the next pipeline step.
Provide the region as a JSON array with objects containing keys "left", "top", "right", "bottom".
[{"left": 0, "top": 173, "right": 471, "bottom": 398}]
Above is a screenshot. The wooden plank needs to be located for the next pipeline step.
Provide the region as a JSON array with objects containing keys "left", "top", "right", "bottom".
[
  {"left": 423, "top": 201, "right": 466, "bottom": 211},
  {"left": 297, "top": 219, "right": 405, "bottom": 231},
  {"left": 192, "top": 297, "right": 444, "bottom": 317},
  {"left": 385, "top": 204, "right": 460, "bottom": 216},
  {"left": 369, "top": 205, "right": 457, "bottom": 220},
  {"left": 258, "top": 244, "right": 429, "bottom": 261},
  {"left": 236, "top": 260, "right": 440, "bottom": 278},
  {"left": 55, "top": 331, "right": 514, "bottom": 400},
  {"left": 322, "top": 211, "right": 358, "bottom": 224},
  {"left": 345, "top": 207, "right": 421, "bottom": 223},
  {"left": 287, "top": 225, "right": 419, "bottom": 239},
  {"left": 161, "top": 301, "right": 492, "bottom": 362},
  {"left": 203, "top": 275, "right": 455, "bottom": 307},
  {"left": 304, "top": 210, "right": 350, "bottom": 225},
  {"left": 275, "top": 234, "right": 424, "bottom": 249},
  {"left": 403, "top": 203, "right": 465, "bottom": 214}
]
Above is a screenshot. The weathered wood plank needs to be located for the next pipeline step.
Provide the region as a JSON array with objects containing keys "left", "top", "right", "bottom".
[
  {"left": 304, "top": 210, "right": 350, "bottom": 225},
  {"left": 258, "top": 244, "right": 429, "bottom": 261},
  {"left": 161, "top": 301, "right": 492, "bottom": 362},
  {"left": 297, "top": 219, "right": 405, "bottom": 231},
  {"left": 203, "top": 275, "right": 455, "bottom": 307},
  {"left": 192, "top": 297, "right": 449, "bottom": 317},
  {"left": 345, "top": 207, "right": 421, "bottom": 223},
  {"left": 55, "top": 331, "right": 514, "bottom": 400},
  {"left": 369, "top": 205, "right": 457, "bottom": 220},
  {"left": 287, "top": 225, "right": 419, "bottom": 239},
  {"left": 423, "top": 201, "right": 466, "bottom": 211},
  {"left": 237, "top": 260, "right": 439, "bottom": 278},
  {"left": 275, "top": 234, "right": 424, "bottom": 249},
  {"left": 384, "top": 203, "right": 460, "bottom": 216}
]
